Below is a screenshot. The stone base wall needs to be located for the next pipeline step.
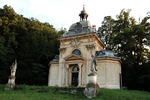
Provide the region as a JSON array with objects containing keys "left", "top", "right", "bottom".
[
  {"left": 96, "top": 58, "right": 121, "bottom": 89},
  {"left": 49, "top": 63, "right": 59, "bottom": 86}
]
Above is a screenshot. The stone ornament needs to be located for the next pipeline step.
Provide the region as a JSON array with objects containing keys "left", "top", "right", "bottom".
[
  {"left": 70, "top": 37, "right": 82, "bottom": 48},
  {"left": 86, "top": 44, "right": 95, "bottom": 51},
  {"left": 59, "top": 48, "right": 66, "bottom": 53},
  {"left": 5, "top": 60, "right": 17, "bottom": 90},
  {"left": 74, "top": 22, "right": 82, "bottom": 33}
]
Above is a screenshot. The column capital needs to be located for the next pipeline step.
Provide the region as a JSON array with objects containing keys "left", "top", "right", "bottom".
[
  {"left": 66, "top": 64, "right": 69, "bottom": 68},
  {"left": 85, "top": 44, "right": 95, "bottom": 51},
  {"left": 78, "top": 63, "right": 82, "bottom": 67},
  {"left": 59, "top": 47, "right": 66, "bottom": 53}
]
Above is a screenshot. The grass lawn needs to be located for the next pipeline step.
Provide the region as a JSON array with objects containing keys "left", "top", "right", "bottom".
[{"left": 0, "top": 84, "right": 150, "bottom": 100}]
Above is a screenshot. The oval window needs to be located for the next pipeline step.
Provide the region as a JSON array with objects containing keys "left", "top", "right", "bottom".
[{"left": 72, "top": 49, "right": 81, "bottom": 55}]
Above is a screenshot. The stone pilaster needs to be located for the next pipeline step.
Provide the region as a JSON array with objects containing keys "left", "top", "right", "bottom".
[
  {"left": 58, "top": 64, "right": 63, "bottom": 86},
  {"left": 78, "top": 63, "right": 82, "bottom": 87},
  {"left": 65, "top": 64, "right": 69, "bottom": 86},
  {"left": 62, "top": 63, "right": 65, "bottom": 86},
  {"left": 59, "top": 48, "right": 66, "bottom": 57}
]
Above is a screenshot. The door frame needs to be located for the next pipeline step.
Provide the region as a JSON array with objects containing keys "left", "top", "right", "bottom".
[{"left": 68, "top": 64, "right": 79, "bottom": 86}]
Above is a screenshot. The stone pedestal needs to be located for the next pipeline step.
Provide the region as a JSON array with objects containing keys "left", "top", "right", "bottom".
[
  {"left": 5, "top": 76, "right": 16, "bottom": 90},
  {"left": 84, "top": 72, "right": 100, "bottom": 99}
]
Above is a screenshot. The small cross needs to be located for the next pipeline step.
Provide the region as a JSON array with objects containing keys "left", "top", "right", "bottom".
[
  {"left": 83, "top": 4, "right": 85, "bottom": 10},
  {"left": 83, "top": 4, "right": 85, "bottom": 7}
]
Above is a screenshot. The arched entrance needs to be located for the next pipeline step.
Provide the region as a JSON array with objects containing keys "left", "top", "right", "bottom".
[{"left": 71, "top": 66, "right": 79, "bottom": 87}]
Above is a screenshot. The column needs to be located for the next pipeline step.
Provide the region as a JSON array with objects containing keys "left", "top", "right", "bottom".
[
  {"left": 62, "top": 64, "right": 64, "bottom": 86},
  {"left": 78, "top": 63, "right": 82, "bottom": 87},
  {"left": 65, "top": 64, "right": 69, "bottom": 86}
]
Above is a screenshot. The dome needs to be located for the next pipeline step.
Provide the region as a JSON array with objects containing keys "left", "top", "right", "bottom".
[
  {"left": 69, "top": 21, "right": 92, "bottom": 30},
  {"left": 62, "top": 7, "right": 97, "bottom": 37}
]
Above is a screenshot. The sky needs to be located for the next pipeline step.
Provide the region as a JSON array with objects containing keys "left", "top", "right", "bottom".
[{"left": 0, "top": 0, "right": 149, "bottom": 31}]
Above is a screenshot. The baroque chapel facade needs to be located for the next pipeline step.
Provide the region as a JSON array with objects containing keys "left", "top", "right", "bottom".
[{"left": 48, "top": 7, "right": 122, "bottom": 89}]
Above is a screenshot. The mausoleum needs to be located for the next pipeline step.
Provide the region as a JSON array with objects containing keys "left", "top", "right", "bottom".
[{"left": 48, "top": 7, "right": 122, "bottom": 89}]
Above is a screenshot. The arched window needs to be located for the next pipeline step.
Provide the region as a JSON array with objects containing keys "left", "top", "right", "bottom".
[
  {"left": 72, "top": 67, "right": 79, "bottom": 71},
  {"left": 72, "top": 49, "right": 81, "bottom": 55}
]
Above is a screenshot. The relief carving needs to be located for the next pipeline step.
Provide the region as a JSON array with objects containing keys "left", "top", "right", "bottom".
[
  {"left": 86, "top": 44, "right": 95, "bottom": 51},
  {"left": 70, "top": 37, "right": 82, "bottom": 48},
  {"left": 83, "top": 27, "right": 87, "bottom": 32},
  {"left": 74, "top": 22, "right": 82, "bottom": 33},
  {"left": 60, "top": 40, "right": 65, "bottom": 46},
  {"left": 59, "top": 48, "right": 66, "bottom": 53}
]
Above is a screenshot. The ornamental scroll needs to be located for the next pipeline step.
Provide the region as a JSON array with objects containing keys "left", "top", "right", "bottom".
[
  {"left": 70, "top": 37, "right": 82, "bottom": 48},
  {"left": 86, "top": 44, "right": 95, "bottom": 51},
  {"left": 59, "top": 48, "right": 66, "bottom": 53}
]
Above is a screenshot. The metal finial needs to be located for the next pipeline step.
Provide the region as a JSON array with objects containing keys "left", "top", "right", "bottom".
[{"left": 83, "top": 4, "right": 85, "bottom": 10}]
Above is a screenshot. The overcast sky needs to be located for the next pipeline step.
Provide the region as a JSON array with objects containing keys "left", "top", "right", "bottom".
[{"left": 0, "top": 0, "right": 149, "bottom": 30}]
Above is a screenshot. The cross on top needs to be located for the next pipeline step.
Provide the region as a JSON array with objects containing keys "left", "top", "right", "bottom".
[
  {"left": 83, "top": 4, "right": 85, "bottom": 7},
  {"left": 83, "top": 4, "right": 85, "bottom": 10}
]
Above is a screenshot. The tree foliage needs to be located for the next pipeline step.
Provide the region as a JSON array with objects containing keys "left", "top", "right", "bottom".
[
  {"left": 0, "top": 5, "right": 65, "bottom": 85},
  {"left": 98, "top": 9, "right": 150, "bottom": 91},
  {"left": 97, "top": 16, "right": 115, "bottom": 50}
]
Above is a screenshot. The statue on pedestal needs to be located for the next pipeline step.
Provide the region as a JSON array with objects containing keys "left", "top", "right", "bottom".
[
  {"left": 84, "top": 55, "right": 100, "bottom": 98},
  {"left": 5, "top": 59, "right": 17, "bottom": 90},
  {"left": 90, "top": 55, "right": 97, "bottom": 73}
]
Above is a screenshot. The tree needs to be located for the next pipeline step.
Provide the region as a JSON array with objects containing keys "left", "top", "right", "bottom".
[
  {"left": 98, "top": 9, "right": 150, "bottom": 91},
  {"left": 97, "top": 16, "right": 115, "bottom": 50},
  {"left": 0, "top": 5, "right": 65, "bottom": 85}
]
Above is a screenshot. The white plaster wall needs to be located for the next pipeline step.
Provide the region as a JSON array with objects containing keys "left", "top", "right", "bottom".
[
  {"left": 50, "top": 64, "right": 59, "bottom": 86},
  {"left": 107, "top": 62, "right": 119, "bottom": 85},
  {"left": 97, "top": 63, "right": 106, "bottom": 85},
  {"left": 97, "top": 59, "right": 121, "bottom": 89},
  {"left": 107, "top": 61, "right": 121, "bottom": 89}
]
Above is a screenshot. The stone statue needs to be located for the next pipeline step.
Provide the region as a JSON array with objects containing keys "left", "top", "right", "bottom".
[
  {"left": 90, "top": 55, "right": 97, "bottom": 73},
  {"left": 85, "top": 55, "right": 100, "bottom": 98},
  {"left": 10, "top": 60, "right": 17, "bottom": 76},
  {"left": 5, "top": 59, "right": 17, "bottom": 90}
]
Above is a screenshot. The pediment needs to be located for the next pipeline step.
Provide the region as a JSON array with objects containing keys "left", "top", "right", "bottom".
[{"left": 64, "top": 54, "right": 84, "bottom": 61}]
